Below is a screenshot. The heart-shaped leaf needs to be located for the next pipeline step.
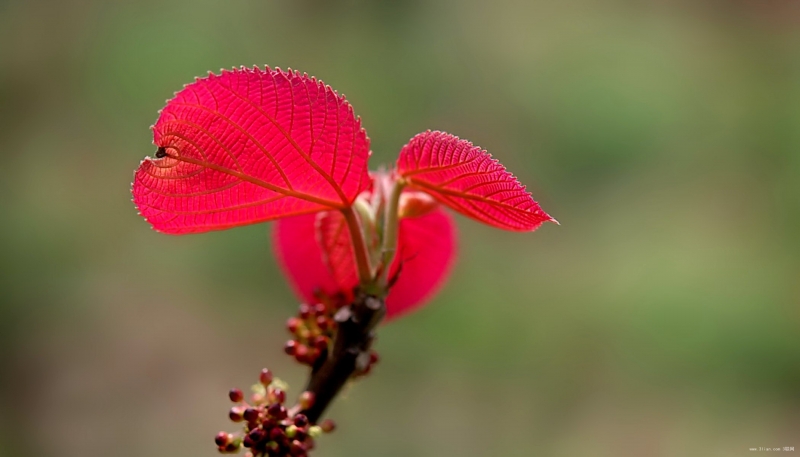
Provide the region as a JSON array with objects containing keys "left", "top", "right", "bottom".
[
  {"left": 132, "top": 66, "right": 371, "bottom": 234},
  {"left": 396, "top": 130, "right": 555, "bottom": 231}
]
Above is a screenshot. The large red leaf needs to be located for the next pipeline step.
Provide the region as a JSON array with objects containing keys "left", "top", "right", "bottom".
[
  {"left": 396, "top": 130, "right": 555, "bottom": 231},
  {"left": 272, "top": 206, "right": 457, "bottom": 320},
  {"left": 132, "top": 67, "right": 371, "bottom": 234}
]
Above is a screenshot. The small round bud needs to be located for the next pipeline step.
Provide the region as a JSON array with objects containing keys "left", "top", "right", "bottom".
[
  {"left": 228, "top": 388, "right": 244, "bottom": 403},
  {"left": 369, "top": 351, "right": 380, "bottom": 365},
  {"left": 286, "top": 317, "right": 302, "bottom": 333},
  {"left": 248, "top": 428, "right": 265, "bottom": 443},
  {"left": 265, "top": 441, "right": 280, "bottom": 453},
  {"left": 215, "top": 432, "right": 230, "bottom": 446},
  {"left": 267, "top": 403, "right": 287, "bottom": 419},
  {"left": 293, "top": 428, "right": 307, "bottom": 441},
  {"left": 299, "top": 303, "right": 312, "bottom": 319},
  {"left": 315, "top": 315, "right": 330, "bottom": 331},
  {"left": 308, "top": 347, "right": 321, "bottom": 364},
  {"left": 313, "top": 336, "right": 329, "bottom": 351},
  {"left": 299, "top": 391, "right": 315, "bottom": 410},
  {"left": 269, "top": 427, "right": 286, "bottom": 441},
  {"left": 251, "top": 392, "right": 265, "bottom": 404},
  {"left": 243, "top": 407, "right": 259, "bottom": 422},
  {"left": 229, "top": 406, "right": 245, "bottom": 422},
  {"left": 399, "top": 191, "right": 438, "bottom": 218},
  {"left": 290, "top": 439, "right": 307, "bottom": 455},
  {"left": 242, "top": 435, "right": 254, "bottom": 448},
  {"left": 294, "top": 414, "right": 309, "bottom": 427},
  {"left": 308, "top": 425, "right": 322, "bottom": 438},
  {"left": 269, "top": 387, "right": 286, "bottom": 404},
  {"left": 313, "top": 303, "right": 327, "bottom": 315},
  {"left": 224, "top": 442, "right": 239, "bottom": 453},
  {"left": 294, "top": 344, "right": 309, "bottom": 363},
  {"left": 320, "top": 419, "right": 336, "bottom": 433},
  {"left": 259, "top": 368, "right": 273, "bottom": 386},
  {"left": 284, "top": 340, "right": 298, "bottom": 355},
  {"left": 285, "top": 424, "right": 298, "bottom": 438}
]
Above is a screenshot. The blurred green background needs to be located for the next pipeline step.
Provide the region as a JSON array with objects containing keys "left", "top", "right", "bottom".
[{"left": 2, "top": 1, "right": 799, "bottom": 456}]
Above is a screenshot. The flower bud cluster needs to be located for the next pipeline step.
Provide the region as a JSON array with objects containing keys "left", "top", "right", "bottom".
[
  {"left": 283, "top": 292, "right": 347, "bottom": 367},
  {"left": 216, "top": 368, "right": 335, "bottom": 457}
]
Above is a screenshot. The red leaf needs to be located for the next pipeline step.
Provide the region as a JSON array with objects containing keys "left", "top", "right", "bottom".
[
  {"left": 315, "top": 210, "right": 359, "bottom": 290},
  {"left": 132, "top": 67, "right": 371, "bottom": 234},
  {"left": 396, "top": 130, "right": 555, "bottom": 231},
  {"left": 272, "top": 212, "right": 342, "bottom": 304},
  {"left": 272, "top": 205, "right": 457, "bottom": 320},
  {"left": 387, "top": 207, "right": 457, "bottom": 318}
]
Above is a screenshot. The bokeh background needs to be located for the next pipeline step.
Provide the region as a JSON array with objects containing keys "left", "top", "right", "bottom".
[{"left": 2, "top": 1, "right": 799, "bottom": 456}]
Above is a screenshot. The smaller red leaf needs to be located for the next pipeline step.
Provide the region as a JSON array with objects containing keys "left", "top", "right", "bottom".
[{"left": 396, "top": 130, "right": 555, "bottom": 231}]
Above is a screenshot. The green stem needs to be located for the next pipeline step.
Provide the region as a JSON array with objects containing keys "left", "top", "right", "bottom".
[
  {"left": 342, "top": 206, "right": 374, "bottom": 286},
  {"left": 378, "top": 179, "right": 405, "bottom": 290}
]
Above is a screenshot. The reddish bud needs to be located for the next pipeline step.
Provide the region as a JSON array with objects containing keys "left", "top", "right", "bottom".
[
  {"left": 315, "top": 315, "right": 330, "bottom": 331},
  {"left": 320, "top": 419, "right": 336, "bottom": 433},
  {"left": 228, "top": 388, "right": 244, "bottom": 403},
  {"left": 267, "top": 404, "right": 287, "bottom": 420},
  {"left": 308, "top": 348, "right": 321, "bottom": 364},
  {"left": 284, "top": 340, "right": 298, "bottom": 355},
  {"left": 215, "top": 432, "right": 230, "bottom": 446},
  {"left": 294, "top": 344, "right": 309, "bottom": 363},
  {"left": 269, "top": 388, "right": 286, "bottom": 404},
  {"left": 259, "top": 368, "right": 273, "bottom": 386},
  {"left": 229, "top": 406, "right": 245, "bottom": 422},
  {"left": 242, "top": 435, "right": 254, "bottom": 448},
  {"left": 269, "top": 427, "right": 286, "bottom": 441},
  {"left": 313, "top": 336, "right": 329, "bottom": 351},
  {"left": 299, "top": 391, "right": 315, "bottom": 410},
  {"left": 299, "top": 304, "right": 312, "bottom": 319},
  {"left": 290, "top": 439, "right": 307, "bottom": 456},
  {"left": 286, "top": 317, "right": 301, "bottom": 333},
  {"left": 294, "top": 414, "right": 309, "bottom": 427},
  {"left": 370, "top": 351, "right": 380, "bottom": 365},
  {"left": 248, "top": 428, "right": 265, "bottom": 442},
  {"left": 398, "top": 191, "right": 438, "bottom": 218},
  {"left": 313, "top": 303, "right": 327, "bottom": 315},
  {"left": 243, "top": 408, "right": 259, "bottom": 423}
]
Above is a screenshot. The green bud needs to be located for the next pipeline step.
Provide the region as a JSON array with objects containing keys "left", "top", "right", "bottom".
[
  {"left": 271, "top": 378, "right": 290, "bottom": 391},
  {"left": 250, "top": 383, "right": 266, "bottom": 397}
]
